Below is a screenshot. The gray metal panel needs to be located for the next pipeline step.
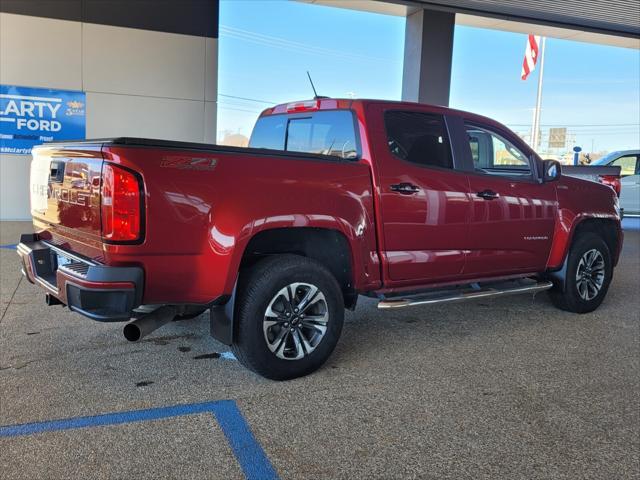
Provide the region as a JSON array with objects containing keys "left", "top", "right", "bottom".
[
  {"left": 402, "top": 0, "right": 640, "bottom": 37},
  {"left": 0, "top": 0, "right": 219, "bottom": 38}
]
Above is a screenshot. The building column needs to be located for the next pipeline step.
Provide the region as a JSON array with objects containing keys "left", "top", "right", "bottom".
[{"left": 402, "top": 9, "right": 455, "bottom": 106}]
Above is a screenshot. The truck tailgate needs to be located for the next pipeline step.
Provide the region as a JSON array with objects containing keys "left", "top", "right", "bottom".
[
  {"left": 562, "top": 165, "right": 621, "bottom": 183},
  {"left": 30, "top": 143, "right": 104, "bottom": 257},
  {"left": 562, "top": 165, "right": 622, "bottom": 196}
]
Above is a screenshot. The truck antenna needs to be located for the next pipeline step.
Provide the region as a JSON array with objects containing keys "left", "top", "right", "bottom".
[{"left": 306, "top": 71, "right": 328, "bottom": 100}]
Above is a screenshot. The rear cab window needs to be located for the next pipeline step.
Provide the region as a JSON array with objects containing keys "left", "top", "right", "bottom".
[{"left": 249, "top": 110, "right": 359, "bottom": 160}]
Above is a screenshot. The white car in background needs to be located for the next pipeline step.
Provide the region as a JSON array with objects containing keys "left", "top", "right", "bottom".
[{"left": 591, "top": 150, "right": 640, "bottom": 216}]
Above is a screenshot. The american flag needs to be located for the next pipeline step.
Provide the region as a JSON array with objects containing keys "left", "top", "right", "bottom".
[{"left": 521, "top": 34, "right": 541, "bottom": 80}]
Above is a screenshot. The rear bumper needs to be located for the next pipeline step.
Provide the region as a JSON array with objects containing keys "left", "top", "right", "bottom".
[{"left": 17, "top": 233, "right": 143, "bottom": 321}]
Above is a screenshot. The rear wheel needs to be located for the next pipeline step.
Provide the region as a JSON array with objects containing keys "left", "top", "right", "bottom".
[
  {"left": 549, "top": 232, "right": 612, "bottom": 313},
  {"left": 231, "top": 255, "right": 344, "bottom": 380}
]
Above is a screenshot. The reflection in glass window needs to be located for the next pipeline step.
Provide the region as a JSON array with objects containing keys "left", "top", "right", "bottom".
[
  {"left": 249, "top": 115, "right": 286, "bottom": 151},
  {"left": 611, "top": 155, "right": 637, "bottom": 176},
  {"left": 250, "top": 110, "right": 358, "bottom": 159},
  {"left": 466, "top": 126, "right": 531, "bottom": 176},
  {"left": 491, "top": 135, "right": 528, "bottom": 168}
]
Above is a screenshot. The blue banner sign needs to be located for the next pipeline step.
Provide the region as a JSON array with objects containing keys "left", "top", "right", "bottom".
[{"left": 0, "top": 85, "right": 86, "bottom": 155}]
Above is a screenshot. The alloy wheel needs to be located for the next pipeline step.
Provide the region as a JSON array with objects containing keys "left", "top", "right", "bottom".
[
  {"left": 263, "top": 282, "right": 329, "bottom": 360},
  {"left": 575, "top": 248, "right": 606, "bottom": 301}
]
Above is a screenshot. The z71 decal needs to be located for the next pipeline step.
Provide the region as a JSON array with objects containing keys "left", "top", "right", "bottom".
[{"left": 160, "top": 156, "right": 217, "bottom": 171}]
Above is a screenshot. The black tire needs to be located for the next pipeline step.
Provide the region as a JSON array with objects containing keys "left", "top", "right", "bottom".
[
  {"left": 231, "top": 254, "right": 344, "bottom": 380},
  {"left": 548, "top": 232, "right": 612, "bottom": 313}
]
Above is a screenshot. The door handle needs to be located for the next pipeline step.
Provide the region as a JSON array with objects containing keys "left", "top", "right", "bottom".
[
  {"left": 390, "top": 183, "right": 420, "bottom": 195},
  {"left": 476, "top": 189, "right": 500, "bottom": 200}
]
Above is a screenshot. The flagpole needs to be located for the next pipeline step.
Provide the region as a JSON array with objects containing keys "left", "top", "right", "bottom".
[{"left": 531, "top": 37, "right": 546, "bottom": 151}]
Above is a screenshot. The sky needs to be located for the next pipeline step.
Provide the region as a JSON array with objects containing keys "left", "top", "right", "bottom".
[{"left": 217, "top": 0, "right": 640, "bottom": 153}]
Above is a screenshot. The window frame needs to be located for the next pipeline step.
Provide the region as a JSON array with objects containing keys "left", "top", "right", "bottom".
[
  {"left": 249, "top": 109, "right": 362, "bottom": 161},
  {"left": 463, "top": 121, "right": 540, "bottom": 183}
]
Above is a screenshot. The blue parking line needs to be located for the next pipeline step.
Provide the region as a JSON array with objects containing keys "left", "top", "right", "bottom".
[
  {"left": 0, "top": 243, "right": 17, "bottom": 250},
  {"left": 0, "top": 399, "right": 279, "bottom": 480},
  {"left": 213, "top": 401, "right": 279, "bottom": 480}
]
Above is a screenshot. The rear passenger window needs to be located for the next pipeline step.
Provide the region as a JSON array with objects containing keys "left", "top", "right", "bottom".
[{"left": 384, "top": 111, "right": 453, "bottom": 169}]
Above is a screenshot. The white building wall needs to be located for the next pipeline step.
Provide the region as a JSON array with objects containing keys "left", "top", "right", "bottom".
[{"left": 0, "top": 12, "right": 218, "bottom": 220}]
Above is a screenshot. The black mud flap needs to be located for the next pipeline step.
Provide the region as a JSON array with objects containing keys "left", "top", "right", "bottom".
[{"left": 209, "top": 287, "right": 235, "bottom": 346}]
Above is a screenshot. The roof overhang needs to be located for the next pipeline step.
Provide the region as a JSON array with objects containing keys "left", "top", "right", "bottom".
[{"left": 300, "top": 0, "right": 640, "bottom": 49}]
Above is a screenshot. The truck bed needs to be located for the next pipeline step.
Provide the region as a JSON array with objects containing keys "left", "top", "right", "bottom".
[
  {"left": 42, "top": 137, "right": 346, "bottom": 162},
  {"left": 27, "top": 136, "right": 379, "bottom": 308},
  {"left": 562, "top": 164, "right": 621, "bottom": 183}
]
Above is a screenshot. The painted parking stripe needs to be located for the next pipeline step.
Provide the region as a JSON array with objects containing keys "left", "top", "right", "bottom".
[
  {"left": 0, "top": 399, "right": 279, "bottom": 480},
  {"left": 213, "top": 401, "right": 279, "bottom": 480},
  {"left": 0, "top": 244, "right": 17, "bottom": 249}
]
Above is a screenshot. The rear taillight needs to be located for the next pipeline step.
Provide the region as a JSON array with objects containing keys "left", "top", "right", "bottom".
[
  {"left": 101, "top": 163, "right": 142, "bottom": 242},
  {"left": 599, "top": 175, "right": 621, "bottom": 197}
]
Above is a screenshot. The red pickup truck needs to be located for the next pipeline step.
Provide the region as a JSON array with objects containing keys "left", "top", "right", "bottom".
[{"left": 18, "top": 98, "right": 623, "bottom": 380}]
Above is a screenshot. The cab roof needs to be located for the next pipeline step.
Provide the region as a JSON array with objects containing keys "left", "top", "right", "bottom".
[{"left": 261, "top": 97, "right": 518, "bottom": 147}]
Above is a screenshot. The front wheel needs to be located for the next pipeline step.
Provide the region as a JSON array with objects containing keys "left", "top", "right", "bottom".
[
  {"left": 231, "top": 255, "right": 344, "bottom": 380},
  {"left": 549, "top": 232, "right": 612, "bottom": 313}
]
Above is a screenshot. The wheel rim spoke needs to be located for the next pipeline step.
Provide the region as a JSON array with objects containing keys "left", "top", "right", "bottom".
[
  {"left": 302, "top": 312, "right": 328, "bottom": 323},
  {"left": 297, "top": 285, "right": 319, "bottom": 313},
  {"left": 268, "top": 327, "right": 289, "bottom": 354},
  {"left": 265, "top": 303, "right": 282, "bottom": 319},
  {"left": 284, "top": 285, "right": 295, "bottom": 311},
  {"left": 301, "top": 322, "right": 327, "bottom": 338},
  {"left": 297, "top": 328, "right": 315, "bottom": 353},
  {"left": 263, "top": 319, "right": 283, "bottom": 329},
  {"left": 578, "top": 279, "right": 587, "bottom": 299},
  {"left": 291, "top": 330, "right": 306, "bottom": 359},
  {"left": 275, "top": 332, "right": 291, "bottom": 358},
  {"left": 576, "top": 259, "right": 586, "bottom": 278}
]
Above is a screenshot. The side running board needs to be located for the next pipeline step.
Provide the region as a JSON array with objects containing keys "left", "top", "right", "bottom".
[{"left": 378, "top": 279, "right": 553, "bottom": 310}]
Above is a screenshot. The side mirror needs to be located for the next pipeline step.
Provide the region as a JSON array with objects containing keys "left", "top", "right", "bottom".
[{"left": 543, "top": 159, "right": 561, "bottom": 182}]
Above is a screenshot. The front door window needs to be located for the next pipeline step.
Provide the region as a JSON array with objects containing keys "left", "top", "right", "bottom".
[{"left": 466, "top": 126, "right": 532, "bottom": 178}]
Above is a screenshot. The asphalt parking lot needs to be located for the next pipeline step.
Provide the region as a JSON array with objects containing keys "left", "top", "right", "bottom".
[{"left": 1, "top": 220, "right": 639, "bottom": 480}]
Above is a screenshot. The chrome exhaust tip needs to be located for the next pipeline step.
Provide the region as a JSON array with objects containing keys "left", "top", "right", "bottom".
[
  {"left": 45, "top": 293, "right": 62, "bottom": 306},
  {"left": 123, "top": 306, "right": 177, "bottom": 342}
]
